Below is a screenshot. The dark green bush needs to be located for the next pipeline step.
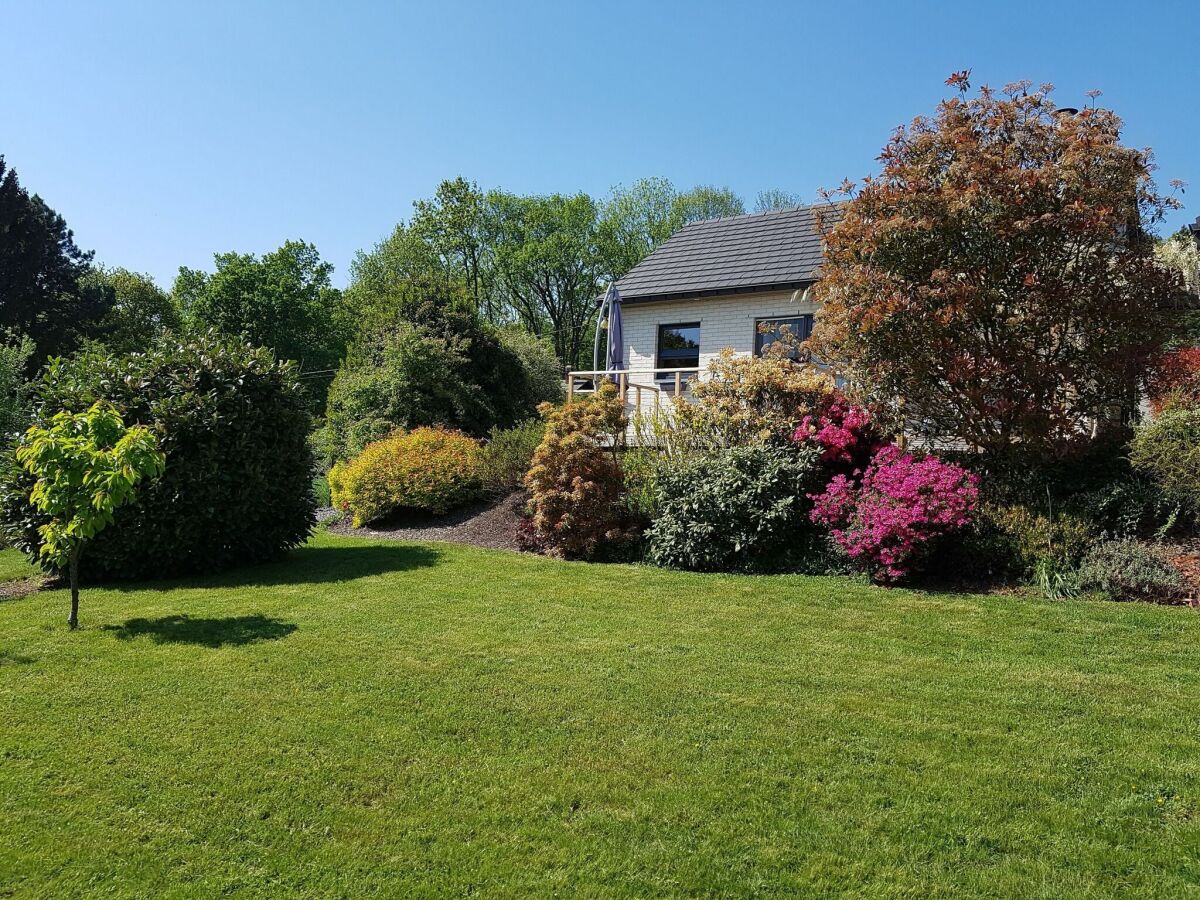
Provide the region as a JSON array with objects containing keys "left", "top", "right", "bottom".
[
  {"left": 480, "top": 419, "right": 544, "bottom": 497},
  {"left": 320, "top": 299, "right": 562, "bottom": 462},
  {"left": 1071, "top": 474, "right": 1188, "bottom": 540},
  {"left": 645, "top": 445, "right": 823, "bottom": 573},
  {"left": 931, "top": 502, "right": 1094, "bottom": 584},
  {"left": 0, "top": 334, "right": 315, "bottom": 579},
  {"left": 1077, "top": 540, "right": 1186, "bottom": 602}
]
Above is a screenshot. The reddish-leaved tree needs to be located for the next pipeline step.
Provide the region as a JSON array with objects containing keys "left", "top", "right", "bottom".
[{"left": 810, "top": 75, "right": 1189, "bottom": 462}]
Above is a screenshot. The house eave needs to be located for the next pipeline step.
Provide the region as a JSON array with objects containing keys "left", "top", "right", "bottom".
[{"left": 618, "top": 278, "right": 818, "bottom": 306}]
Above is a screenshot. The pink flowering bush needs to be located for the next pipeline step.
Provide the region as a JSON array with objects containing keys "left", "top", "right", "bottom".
[
  {"left": 810, "top": 445, "right": 979, "bottom": 582},
  {"left": 792, "top": 396, "right": 883, "bottom": 472}
]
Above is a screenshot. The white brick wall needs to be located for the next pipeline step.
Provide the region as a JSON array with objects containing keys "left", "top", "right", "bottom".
[{"left": 620, "top": 289, "right": 819, "bottom": 373}]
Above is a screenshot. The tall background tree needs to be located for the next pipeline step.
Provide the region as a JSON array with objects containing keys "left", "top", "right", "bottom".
[
  {"left": 0, "top": 156, "right": 112, "bottom": 360},
  {"left": 487, "top": 190, "right": 603, "bottom": 368},
  {"left": 80, "top": 267, "right": 180, "bottom": 355},
  {"left": 810, "top": 76, "right": 1188, "bottom": 462},
  {"left": 174, "top": 240, "right": 349, "bottom": 407},
  {"left": 595, "top": 178, "right": 748, "bottom": 280},
  {"left": 754, "top": 189, "right": 803, "bottom": 212}
]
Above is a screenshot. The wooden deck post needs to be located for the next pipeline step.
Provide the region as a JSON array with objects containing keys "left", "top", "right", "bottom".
[
  {"left": 674, "top": 371, "right": 682, "bottom": 398},
  {"left": 566, "top": 374, "right": 573, "bottom": 403}
]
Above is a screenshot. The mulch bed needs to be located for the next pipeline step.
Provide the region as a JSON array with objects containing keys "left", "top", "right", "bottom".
[
  {"left": 326, "top": 491, "right": 529, "bottom": 552},
  {"left": 0, "top": 577, "right": 45, "bottom": 601}
]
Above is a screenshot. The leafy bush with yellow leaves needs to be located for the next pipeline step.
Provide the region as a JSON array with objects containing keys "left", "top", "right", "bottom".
[
  {"left": 676, "top": 349, "right": 836, "bottom": 447},
  {"left": 329, "top": 426, "right": 483, "bottom": 526}
]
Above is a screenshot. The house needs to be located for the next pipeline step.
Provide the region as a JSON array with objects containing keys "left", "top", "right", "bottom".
[{"left": 570, "top": 205, "right": 833, "bottom": 418}]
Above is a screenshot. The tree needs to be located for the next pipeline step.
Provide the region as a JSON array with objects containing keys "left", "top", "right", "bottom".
[
  {"left": 810, "top": 76, "right": 1188, "bottom": 462},
  {"left": 0, "top": 156, "right": 112, "bottom": 359},
  {"left": 487, "top": 191, "right": 603, "bottom": 367},
  {"left": 671, "top": 185, "right": 745, "bottom": 224},
  {"left": 0, "top": 332, "right": 34, "bottom": 442},
  {"left": 174, "top": 241, "right": 349, "bottom": 408},
  {"left": 81, "top": 267, "right": 180, "bottom": 355},
  {"left": 15, "top": 402, "right": 164, "bottom": 628},
  {"left": 410, "top": 177, "right": 501, "bottom": 319},
  {"left": 754, "top": 189, "right": 803, "bottom": 212},
  {"left": 596, "top": 177, "right": 680, "bottom": 279},
  {"left": 597, "top": 179, "right": 751, "bottom": 280},
  {"left": 348, "top": 179, "right": 504, "bottom": 324}
]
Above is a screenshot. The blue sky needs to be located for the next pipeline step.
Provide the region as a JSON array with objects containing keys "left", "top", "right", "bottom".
[{"left": 3, "top": 0, "right": 1197, "bottom": 289}]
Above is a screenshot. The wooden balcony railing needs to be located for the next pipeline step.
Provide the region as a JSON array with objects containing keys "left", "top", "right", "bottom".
[{"left": 565, "top": 368, "right": 701, "bottom": 414}]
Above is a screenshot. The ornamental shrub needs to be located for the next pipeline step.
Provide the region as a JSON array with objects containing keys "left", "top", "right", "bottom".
[
  {"left": 791, "top": 394, "right": 884, "bottom": 473},
  {"left": 523, "top": 383, "right": 636, "bottom": 559},
  {"left": 1077, "top": 539, "right": 1186, "bottom": 602},
  {"left": 676, "top": 349, "right": 835, "bottom": 446},
  {"left": 0, "top": 334, "right": 316, "bottom": 580},
  {"left": 645, "top": 444, "right": 823, "bottom": 573},
  {"left": 329, "top": 427, "right": 484, "bottom": 526},
  {"left": 810, "top": 446, "right": 979, "bottom": 582},
  {"left": 1130, "top": 406, "right": 1200, "bottom": 513},
  {"left": 1147, "top": 348, "right": 1200, "bottom": 414}
]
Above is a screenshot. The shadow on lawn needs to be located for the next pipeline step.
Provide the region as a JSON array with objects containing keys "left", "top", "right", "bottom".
[
  {"left": 108, "top": 543, "right": 443, "bottom": 592},
  {"left": 103, "top": 614, "right": 297, "bottom": 647}
]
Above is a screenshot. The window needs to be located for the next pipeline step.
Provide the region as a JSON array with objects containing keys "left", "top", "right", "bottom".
[
  {"left": 754, "top": 315, "right": 813, "bottom": 359},
  {"left": 656, "top": 323, "right": 701, "bottom": 369}
]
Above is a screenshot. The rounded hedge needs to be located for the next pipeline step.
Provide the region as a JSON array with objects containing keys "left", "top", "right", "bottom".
[
  {"left": 645, "top": 444, "right": 823, "bottom": 573},
  {"left": 0, "top": 334, "right": 316, "bottom": 580},
  {"left": 328, "top": 426, "right": 483, "bottom": 526}
]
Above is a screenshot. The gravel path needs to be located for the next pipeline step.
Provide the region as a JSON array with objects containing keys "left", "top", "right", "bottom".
[{"left": 326, "top": 491, "right": 528, "bottom": 551}]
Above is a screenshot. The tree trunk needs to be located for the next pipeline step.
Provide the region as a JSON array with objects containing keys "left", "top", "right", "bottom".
[{"left": 67, "top": 546, "right": 80, "bottom": 630}]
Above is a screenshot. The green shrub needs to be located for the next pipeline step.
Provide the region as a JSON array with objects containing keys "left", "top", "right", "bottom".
[
  {"left": 620, "top": 447, "right": 663, "bottom": 520},
  {"left": 480, "top": 419, "right": 544, "bottom": 497},
  {"left": 1077, "top": 540, "right": 1186, "bottom": 602},
  {"left": 0, "top": 334, "right": 315, "bottom": 579},
  {"left": 645, "top": 444, "right": 823, "bottom": 573},
  {"left": 329, "top": 427, "right": 483, "bottom": 526},
  {"left": 496, "top": 328, "right": 564, "bottom": 408},
  {"left": 0, "top": 332, "right": 34, "bottom": 445},
  {"left": 1130, "top": 406, "right": 1200, "bottom": 513},
  {"left": 322, "top": 302, "right": 562, "bottom": 461},
  {"left": 1071, "top": 474, "right": 1187, "bottom": 540},
  {"left": 954, "top": 502, "right": 1094, "bottom": 582},
  {"left": 312, "top": 474, "right": 332, "bottom": 507}
]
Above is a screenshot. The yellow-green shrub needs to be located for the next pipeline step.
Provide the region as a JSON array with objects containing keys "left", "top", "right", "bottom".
[
  {"left": 677, "top": 349, "right": 837, "bottom": 446},
  {"left": 329, "top": 427, "right": 483, "bottom": 526}
]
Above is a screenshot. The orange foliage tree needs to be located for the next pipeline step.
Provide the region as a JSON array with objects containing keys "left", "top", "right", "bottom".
[{"left": 810, "top": 74, "right": 1188, "bottom": 462}]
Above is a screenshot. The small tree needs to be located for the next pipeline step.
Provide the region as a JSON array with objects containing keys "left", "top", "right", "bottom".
[
  {"left": 810, "top": 75, "right": 1188, "bottom": 462},
  {"left": 15, "top": 403, "right": 164, "bottom": 628}
]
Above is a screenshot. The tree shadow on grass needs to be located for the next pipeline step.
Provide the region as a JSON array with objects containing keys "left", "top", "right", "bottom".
[
  {"left": 103, "top": 614, "right": 297, "bottom": 648},
  {"left": 107, "top": 543, "right": 443, "bottom": 593}
]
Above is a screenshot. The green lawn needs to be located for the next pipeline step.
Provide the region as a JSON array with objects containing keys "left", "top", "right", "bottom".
[
  {"left": 0, "top": 547, "right": 37, "bottom": 585},
  {"left": 2, "top": 534, "right": 1200, "bottom": 897}
]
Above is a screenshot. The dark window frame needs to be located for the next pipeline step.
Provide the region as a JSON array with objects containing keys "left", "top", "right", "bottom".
[
  {"left": 754, "top": 315, "right": 813, "bottom": 359},
  {"left": 656, "top": 322, "right": 701, "bottom": 370}
]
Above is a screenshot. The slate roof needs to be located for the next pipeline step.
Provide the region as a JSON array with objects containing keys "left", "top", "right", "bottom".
[{"left": 615, "top": 204, "right": 835, "bottom": 303}]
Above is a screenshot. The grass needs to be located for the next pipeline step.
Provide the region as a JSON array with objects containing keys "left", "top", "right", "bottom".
[
  {"left": 0, "top": 547, "right": 37, "bottom": 584},
  {"left": 2, "top": 533, "right": 1200, "bottom": 897}
]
